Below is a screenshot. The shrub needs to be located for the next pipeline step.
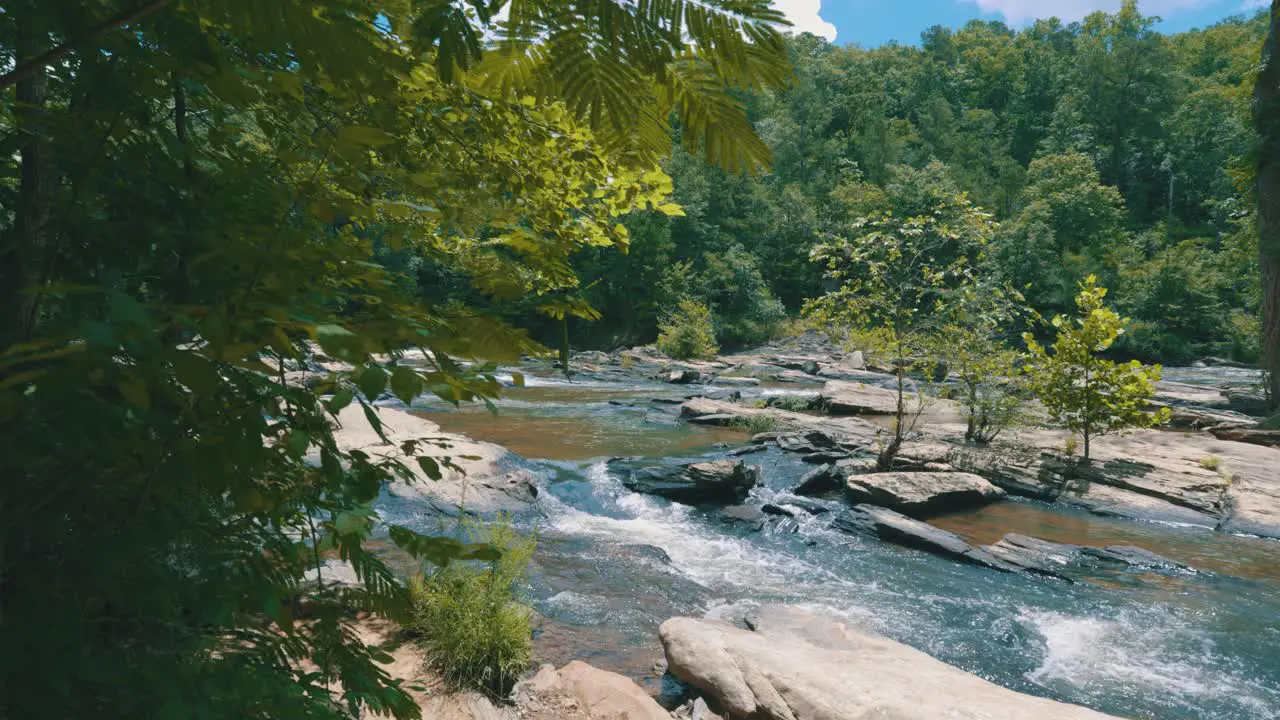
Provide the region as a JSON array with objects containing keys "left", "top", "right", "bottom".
[
  {"left": 1199, "top": 456, "right": 1222, "bottom": 471},
  {"left": 732, "top": 414, "right": 782, "bottom": 434},
  {"left": 1024, "top": 276, "right": 1171, "bottom": 462},
  {"left": 657, "top": 300, "right": 719, "bottom": 360},
  {"left": 929, "top": 326, "right": 1029, "bottom": 444},
  {"left": 407, "top": 516, "right": 536, "bottom": 696}
]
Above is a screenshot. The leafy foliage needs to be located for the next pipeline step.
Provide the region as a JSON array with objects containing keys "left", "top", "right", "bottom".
[
  {"left": 657, "top": 299, "right": 720, "bottom": 360},
  {"left": 807, "top": 192, "right": 996, "bottom": 466},
  {"left": 1024, "top": 276, "right": 1172, "bottom": 461},
  {"left": 407, "top": 516, "right": 536, "bottom": 697},
  {"left": 0, "top": 0, "right": 789, "bottom": 717},
  {"left": 932, "top": 324, "right": 1029, "bottom": 444}
]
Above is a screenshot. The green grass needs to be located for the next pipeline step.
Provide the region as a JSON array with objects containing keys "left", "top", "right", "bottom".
[
  {"left": 407, "top": 515, "right": 535, "bottom": 697},
  {"left": 1199, "top": 456, "right": 1222, "bottom": 471},
  {"left": 732, "top": 413, "right": 783, "bottom": 434}
]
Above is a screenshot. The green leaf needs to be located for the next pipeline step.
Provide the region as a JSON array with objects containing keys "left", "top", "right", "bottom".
[
  {"left": 416, "top": 456, "right": 442, "bottom": 481},
  {"left": 390, "top": 366, "right": 423, "bottom": 404},
  {"left": 337, "top": 125, "right": 396, "bottom": 147},
  {"left": 327, "top": 388, "right": 355, "bottom": 414},
  {"left": 358, "top": 366, "right": 388, "bottom": 400}
]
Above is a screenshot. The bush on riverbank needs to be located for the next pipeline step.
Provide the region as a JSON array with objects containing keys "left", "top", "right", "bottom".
[
  {"left": 657, "top": 300, "right": 719, "bottom": 360},
  {"left": 408, "top": 517, "right": 536, "bottom": 696}
]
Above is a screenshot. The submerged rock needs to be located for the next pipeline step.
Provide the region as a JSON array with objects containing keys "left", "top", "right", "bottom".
[
  {"left": 623, "top": 460, "right": 761, "bottom": 505},
  {"left": 844, "top": 471, "right": 1006, "bottom": 516},
  {"left": 830, "top": 504, "right": 1019, "bottom": 572},
  {"left": 982, "top": 533, "right": 1192, "bottom": 581},
  {"left": 717, "top": 505, "right": 768, "bottom": 531},
  {"left": 659, "top": 606, "right": 1121, "bottom": 720}
]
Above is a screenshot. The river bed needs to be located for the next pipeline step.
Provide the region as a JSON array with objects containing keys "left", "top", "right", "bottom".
[{"left": 385, "top": 372, "right": 1280, "bottom": 719}]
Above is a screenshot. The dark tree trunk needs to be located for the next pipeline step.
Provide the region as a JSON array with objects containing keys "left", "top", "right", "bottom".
[
  {"left": 1258, "top": 2, "right": 1280, "bottom": 410},
  {"left": 0, "top": 8, "right": 51, "bottom": 348}
]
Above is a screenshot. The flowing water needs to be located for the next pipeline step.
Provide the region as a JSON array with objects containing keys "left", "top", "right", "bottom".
[{"left": 386, "top": 371, "right": 1280, "bottom": 719}]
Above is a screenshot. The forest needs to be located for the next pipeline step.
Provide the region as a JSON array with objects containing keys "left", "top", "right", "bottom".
[
  {"left": 1, "top": 0, "right": 1279, "bottom": 718},
  {"left": 469, "top": 2, "right": 1271, "bottom": 365}
]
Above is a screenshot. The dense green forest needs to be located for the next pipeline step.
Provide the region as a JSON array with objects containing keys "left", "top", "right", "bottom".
[{"left": 483, "top": 2, "right": 1269, "bottom": 364}]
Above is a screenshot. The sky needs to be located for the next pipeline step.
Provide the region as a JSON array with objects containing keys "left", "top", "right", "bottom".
[{"left": 774, "top": 0, "right": 1271, "bottom": 47}]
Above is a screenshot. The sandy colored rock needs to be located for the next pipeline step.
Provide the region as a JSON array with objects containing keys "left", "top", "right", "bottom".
[
  {"left": 660, "top": 607, "right": 1121, "bottom": 720},
  {"left": 818, "top": 381, "right": 901, "bottom": 415},
  {"left": 844, "top": 471, "right": 1005, "bottom": 516},
  {"left": 331, "top": 404, "right": 537, "bottom": 515},
  {"left": 519, "top": 661, "right": 671, "bottom": 720}
]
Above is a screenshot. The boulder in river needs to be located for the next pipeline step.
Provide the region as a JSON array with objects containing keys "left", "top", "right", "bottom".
[
  {"left": 830, "top": 504, "right": 1019, "bottom": 573},
  {"left": 717, "top": 505, "right": 768, "bottom": 531},
  {"left": 844, "top": 471, "right": 1006, "bottom": 516},
  {"left": 711, "top": 375, "right": 762, "bottom": 387},
  {"left": 818, "top": 380, "right": 901, "bottom": 415},
  {"left": 793, "top": 464, "right": 841, "bottom": 496},
  {"left": 982, "top": 533, "right": 1191, "bottom": 581},
  {"left": 518, "top": 661, "right": 671, "bottom": 720},
  {"left": 659, "top": 606, "right": 1121, "bottom": 720},
  {"left": 623, "top": 460, "right": 761, "bottom": 504},
  {"left": 1208, "top": 426, "right": 1280, "bottom": 449},
  {"left": 668, "top": 369, "right": 702, "bottom": 384}
]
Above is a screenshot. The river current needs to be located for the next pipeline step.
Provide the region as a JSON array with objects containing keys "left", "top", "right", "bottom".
[{"left": 381, "top": 373, "right": 1280, "bottom": 720}]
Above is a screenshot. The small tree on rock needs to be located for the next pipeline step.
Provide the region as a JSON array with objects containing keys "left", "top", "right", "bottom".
[
  {"left": 657, "top": 299, "right": 719, "bottom": 360},
  {"left": 807, "top": 195, "right": 995, "bottom": 468},
  {"left": 1025, "top": 276, "right": 1170, "bottom": 461}
]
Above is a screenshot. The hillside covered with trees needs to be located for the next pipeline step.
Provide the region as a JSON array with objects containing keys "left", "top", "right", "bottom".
[{"left": 496, "top": 1, "right": 1270, "bottom": 365}]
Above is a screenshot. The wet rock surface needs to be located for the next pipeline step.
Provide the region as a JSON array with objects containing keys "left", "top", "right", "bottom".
[{"left": 621, "top": 460, "right": 761, "bottom": 505}]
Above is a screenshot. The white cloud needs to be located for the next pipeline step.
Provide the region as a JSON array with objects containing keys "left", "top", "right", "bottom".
[
  {"left": 961, "top": 0, "right": 1224, "bottom": 25},
  {"left": 773, "top": 0, "right": 839, "bottom": 41}
]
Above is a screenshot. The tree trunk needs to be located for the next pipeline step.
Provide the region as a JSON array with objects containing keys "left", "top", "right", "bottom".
[
  {"left": 0, "top": 8, "right": 51, "bottom": 348},
  {"left": 1258, "top": 1, "right": 1280, "bottom": 411}
]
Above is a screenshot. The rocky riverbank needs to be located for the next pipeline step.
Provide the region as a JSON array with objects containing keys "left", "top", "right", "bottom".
[{"left": 319, "top": 336, "right": 1279, "bottom": 719}]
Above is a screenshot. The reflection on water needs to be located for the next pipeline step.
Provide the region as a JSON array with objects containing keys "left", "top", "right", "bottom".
[
  {"left": 414, "top": 385, "right": 745, "bottom": 460},
  {"left": 931, "top": 501, "right": 1280, "bottom": 583}
]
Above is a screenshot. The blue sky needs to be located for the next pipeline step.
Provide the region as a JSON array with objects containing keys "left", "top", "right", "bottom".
[{"left": 775, "top": 0, "right": 1270, "bottom": 47}]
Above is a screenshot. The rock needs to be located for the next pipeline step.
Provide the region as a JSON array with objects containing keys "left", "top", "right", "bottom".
[
  {"left": 659, "top": 607, "right": 1120, "bottom": 720},
  {"left": 981, "top": 534, "right": 1082, "bottom": 580},
  {"left": 1082, "top": 544, "right": 1191, "bottom": 570},
  {"left": 1225, "top": 389, "right": 1269, "bottom": 416},
  {"left": 726, "top": 444, "right": 767, "bottom": 457},
  {"left": 831, "top": 505, "right": 1019, "bottom": 572},
  {"left": 672, "top": 697, "right": 724, "bottom": 720},
  {"left": 687, "top": 414, "right": 740, "bottom": 426},
  {"left": 818, "top": 381, "right": 900, "bottom": 415},
  {"left": 982, "top": 533, "right": 1192, "bottom": 580},
  {"left": 794, "top": 464, "right": 841, "bottom": 496},
  {"left": 718, "top": 505, "right": 768, "bottom": 531},
  {"left": 839, "top": 350, "right": 865, "bottom": 370},
  {"left": 801, "top": 450, "right": 850, "bottom": 464},
  {"left": 1209, "top": 426, "right": 1280, "bottom": 448},
  {"left": 815, "top": 367, "right": 903, "bottom": 388},
  {"left": 833, "top": 457, "right": 880, "bottom": 475},
  {"left": 331, "top": 405, "right": 535, "bottom": 515},
  {"left": 517, "top": 661, "right": 670, "bottom": 720},
  {"left": 844, "top": 472, "right": 1005, "bottom": 516},
  {"left": 774, "top": 369, "right": 827, "bottom": 384},
  {"left": 668, "top": 369, "right": 702, "bottom": 384},
  {"left": 302, "top": 558, "right": 362, "bottom": 589},
  {"left": 623, "top": 460, "right": 761, "bottom": 504},
  {"left": 1203, "top": 356, "right": 1256, "bottom": 369},
  {"left": 763, "top": 499, "right": 830, "bottom": 517},
  {"left": 679, "top": 398, "right": 882, "bottom": 448},
  {"left": 801, "top": 359, "right": 820, "bottom": 375},
  {"left": 712, "top": 376, "right": 762, "bottom": 387}
]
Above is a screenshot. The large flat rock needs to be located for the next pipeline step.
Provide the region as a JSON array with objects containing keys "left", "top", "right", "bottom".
[
  {"left": 622, "top": 460, "right": 761, "bottom": 505},
  {"left": 660, "top": 607, "right": 1120, "bottom": 720},
  {"left": 818, "top": 381, "right": 900, "bottom": 415},
  {"left": 844, "top": 471, "right": 1005, "bottom": 516},
  {"left": 331, "top": 404, "right": 537, "bottom": 515},
  {"left": 830, "top": 504, "right": 1019, "bottom": 572}
]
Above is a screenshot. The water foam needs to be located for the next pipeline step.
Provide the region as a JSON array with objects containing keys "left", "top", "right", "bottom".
[{"left": 1021, "top": 607, "right": 1278, "bottom": 719}]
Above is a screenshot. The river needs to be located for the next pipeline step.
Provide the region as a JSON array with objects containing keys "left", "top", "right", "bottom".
[{"left": 384, "top": 372, "right": 1280, "bottom": 720}]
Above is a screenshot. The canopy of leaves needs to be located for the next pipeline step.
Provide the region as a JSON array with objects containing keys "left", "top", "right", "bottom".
[{"left": 0, "top": 1, "right": 790, "bottom": 717}]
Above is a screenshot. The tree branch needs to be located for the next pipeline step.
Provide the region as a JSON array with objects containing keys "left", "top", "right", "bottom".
[{"left": 0, "top": 0, "right": 174, "bottom": 91}]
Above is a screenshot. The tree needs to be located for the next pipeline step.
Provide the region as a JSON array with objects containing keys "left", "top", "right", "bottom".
[
  {"left": 656, "top": 299, "right": 720, "bottom": 360},
  {"left": 807, "top": 193, "right": 995, "bottom": 467},
  {"left": 1024, "top": 276, "right": 1171, "bottom": 462},
  {"left": 0, "top": 1, "right": 791, "bottom": 717},
  {"left": 1257, "top": 0, "right": 1280, "bottom": 410}
]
